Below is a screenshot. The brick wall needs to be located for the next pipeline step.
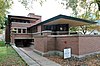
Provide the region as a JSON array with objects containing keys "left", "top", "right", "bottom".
[
  {"left": 12, "top": 22, "right": 31, "bottom": 27},
  {"left": 47, "top": 37, "right": 56, "bottom": 51},
  {"left": 34, "top": 36, "right": 48, "bottom": 52},
  {"left": 34, "top": 35, "right": 100, "bottom": 56},
  {"left": 34, "top": 35, "right": 79, "bottom": 55},
  {"left": 56, "top": 36, "right": 79, "bottom": 55},
  {"left": 28, "top": 13, "right": 41, "bottom": 24},
  {"left": 79, "top": 36, "right": 100, "bottom": 55},
  {"left": 14, "top": 34, "right": 32, "bottom": 38}
]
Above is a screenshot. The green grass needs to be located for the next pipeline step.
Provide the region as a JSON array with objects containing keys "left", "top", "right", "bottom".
[
  {"left": 0, "top": 41, "right": 28, "bottom": 66},
  {"left": 0, "top": 41, "right": 5, "bottom": 47}
]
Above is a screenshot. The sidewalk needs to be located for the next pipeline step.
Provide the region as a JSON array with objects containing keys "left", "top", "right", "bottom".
[
  {"left": 12, "top": 45, "right": 61, "bottom": 66},
  {"left": 19, "top": 47, "right": 61, "bottom": 66},
  {"left": 12, "top": 45, "right": 40, "bottom": 66}
]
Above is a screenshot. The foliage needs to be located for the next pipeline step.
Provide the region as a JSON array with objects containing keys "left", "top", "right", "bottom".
[
  {"left": 60, "top": 0, "right": 100, "bottom": 34},
  {"left": 19, "top": 0, "right": 99, "bottom": 20},
  {"left": 18, "top": 0, "right": 46, "bottom": 9},
  {"left": 70, "top": 27, "right": 79, "bottom": 31},
  {"left": 0, "top": 0, "right": 13, "bottom": 29},
  {"left": 2, "top": 0, "right": 99, "bottom": 34},
  {"left": 61, "top": 0, "right": 100, "bottom": 20}
]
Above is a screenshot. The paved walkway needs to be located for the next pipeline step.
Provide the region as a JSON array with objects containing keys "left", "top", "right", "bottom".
[
  {"left": 19, "top": 47, "right": 61, "bottom": 66},
  {"left": 12, "top": 45, "right": 61, "bottom": 66},
  {"left": 12, "top": 45, "right": 40, "bottom": 66}
]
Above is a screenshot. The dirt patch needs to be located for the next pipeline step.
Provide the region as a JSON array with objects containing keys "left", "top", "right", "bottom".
[{"left": 46, "top": 54, "right": 100, "bottom": 66}]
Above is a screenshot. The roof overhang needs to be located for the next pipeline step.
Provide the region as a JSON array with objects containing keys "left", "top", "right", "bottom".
[
  {"left": 44, "top": 18, "right": 92, "bottom": 27},
  {"left": 37, "top": 15, "right": 97, "bottom": 27},
  {"left": 8, "top": 15, "right": 39, "bottom": 21}
]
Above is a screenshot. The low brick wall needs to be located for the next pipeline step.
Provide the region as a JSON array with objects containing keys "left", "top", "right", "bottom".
[
  {"left": 34, "top": 36, "right": 56, "bottom": 52},
  {"left": 79, "top": 36, "right": 100, "bottom": 55},
  {"left": 34, "top": 35, "right": 100, "bottom": 57},
  {"left": 56, "top": 36, "right": 79, "bottom": 55}
]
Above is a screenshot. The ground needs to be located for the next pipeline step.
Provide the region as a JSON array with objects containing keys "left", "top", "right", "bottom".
[
  {"left": 46, "top": 54, "right": 100, "bottom": 66},
  {"left": 0, "top": 41, "right": 28, "bottom": 66}
]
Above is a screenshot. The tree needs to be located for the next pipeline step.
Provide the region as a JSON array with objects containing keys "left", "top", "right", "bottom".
[
  {"left": 3, "top": 0, "right": 100, "bottom": 33},
  {"left": 18, "top": 0, "right": 46, "bottom": 9},
  {"left": 60, "top": 0, "right": 100, "bottom": 34},
  {"left": 61, "top": 0, "right": 100, "bottom": 20},
  {"left": 0, "top": 0, "right": 13, "bottom": 29}
]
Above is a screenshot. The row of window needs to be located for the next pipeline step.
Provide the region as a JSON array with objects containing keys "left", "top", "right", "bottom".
[
  {"left": 12, "top": 28, "right": 27, "bottom": 33},
  {"left": 44, "top": 24, "right": 69, "bottom": 31},
  {"left": 12, "top": 19, "right": 30, "bottom": 23}
]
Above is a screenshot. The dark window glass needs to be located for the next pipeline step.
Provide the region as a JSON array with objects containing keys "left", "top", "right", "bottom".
[
  {"left": 18, "top": 29, "right": 21, "bottom": 33},
  {"left": 14, "top": 28, "right": 17, "bottom": 30},
  {"left": 23, "top": 29, "right": 26, "bottom": 33}
]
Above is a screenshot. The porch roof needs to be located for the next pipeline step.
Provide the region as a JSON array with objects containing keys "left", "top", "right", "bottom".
[{"left": 30, "top": 14, "right": 96, "bottom": 28}]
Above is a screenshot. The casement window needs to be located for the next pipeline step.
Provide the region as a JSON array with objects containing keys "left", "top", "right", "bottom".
[
  {"left": 18, "top": 29, "right": 21, "bottom": 33},
  {"left": 23, "top": 29, "right": 27, "bottom": 33},
  {"left": 12, "top": 28, "right": 27, "bottom": 33},
  {"left": 13, "top": 28, "right": 17, "bottom": 33}
]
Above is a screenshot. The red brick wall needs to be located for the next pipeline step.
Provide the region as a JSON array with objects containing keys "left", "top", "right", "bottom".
[
  {"left": 56, "top": 36, "right": 79, "bottom": 55},
  {"left": 79, "top": 36, "right": 100, "bottom": 55},
  {"left": 12, "top": 22, "right": 31, "bottom": 27},
  {"left": 27, "top": 13, "right": 41, "bottom": 24},
  {"left": 47, "top": 37, "right": 56, "bottom": 51},
  {"left": 14, "top": 34, "right": 32, "bottom": 38},
  {"left": 34, "top": 36, "right": 48, "bottom": 52},
  {"left": 34, "top": 35, "right": 79, "bottom": 55},
  {"left": 34, "top": 35, "right": 100, "bottom": 56},
  {"left": 34, "top": 36, "right": 56, "bottom": 52}
]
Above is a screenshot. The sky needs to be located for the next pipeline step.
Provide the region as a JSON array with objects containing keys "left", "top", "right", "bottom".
[{"left": 8, "top": 0, "right": 72, "bottom": 21}]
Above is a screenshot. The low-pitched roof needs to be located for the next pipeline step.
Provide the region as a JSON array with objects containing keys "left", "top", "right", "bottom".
[{"left": 29, "top": 14, "right": 96, "bottom": 28}]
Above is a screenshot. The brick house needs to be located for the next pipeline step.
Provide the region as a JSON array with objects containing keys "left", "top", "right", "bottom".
[
  {"left": 5, "top": 13, "right": 41, "bottom": 46},
  {"left": 5, "top": 13, "right": 100, "bottom": 58}
]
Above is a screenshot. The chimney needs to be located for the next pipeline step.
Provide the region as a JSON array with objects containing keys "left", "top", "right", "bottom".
[{"left": 27, "top": 13, "right": 35, "bottom": 17}]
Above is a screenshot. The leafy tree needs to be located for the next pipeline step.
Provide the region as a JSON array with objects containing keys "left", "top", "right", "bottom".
[
  {"left": 60, "top": 0, "right": 100, "bottom": 34},
  {"left": 18, "top": 0, "right": 46, "bottom": 9},
  {"left": 0, "top": 0, "right": 13, "bottom": 29},
  {"left": 2, "top": 0, "right": 99, "bottom": 34},
  {"left": 61, "top": 0, "right": 100, "bottom": 20}
]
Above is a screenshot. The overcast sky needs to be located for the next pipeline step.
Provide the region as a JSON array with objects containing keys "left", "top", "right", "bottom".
[{"left": 8, "top": 0, "right": 72, "bottom": 21}]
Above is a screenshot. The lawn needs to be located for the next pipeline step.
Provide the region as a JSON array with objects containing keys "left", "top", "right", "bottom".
[
  {"left": 0, "top": 41, "right": 28, "bottom": 66},
  {"left": 0, "top": 41, "right": 5, "bottom": 47}
]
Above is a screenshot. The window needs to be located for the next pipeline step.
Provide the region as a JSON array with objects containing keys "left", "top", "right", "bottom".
[
  {"left": 14, "top": 28, "right": 17, "bottom": 30},
  {"left": 12, "top": 28, "right": 27, "bottom": 33},
  {"left": 18, "top": 29, "right": 21, "bottom": 33},
  {"left": 23, "top": 29, "right": 26, "bottom": 33}
]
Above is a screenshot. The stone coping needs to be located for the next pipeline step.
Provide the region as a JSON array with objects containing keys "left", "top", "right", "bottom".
[
  {"left": 34, "top": 34, "right": 100, "bottom": 38},
  {"left": 47, "top": 35, "right": 100, "bottom": 37}
]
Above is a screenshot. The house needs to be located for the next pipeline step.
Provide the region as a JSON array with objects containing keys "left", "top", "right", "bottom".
[
  {"left": 5, "top": 13, "right": 41, "bottom": 46},
  {"left": 5, "top": 13, "right": 100, "bottom": 58}
]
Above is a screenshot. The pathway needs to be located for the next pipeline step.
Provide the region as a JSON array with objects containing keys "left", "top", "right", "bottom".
[{"left": 12, "top": 45, "right": 61, "bottom": 66}]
